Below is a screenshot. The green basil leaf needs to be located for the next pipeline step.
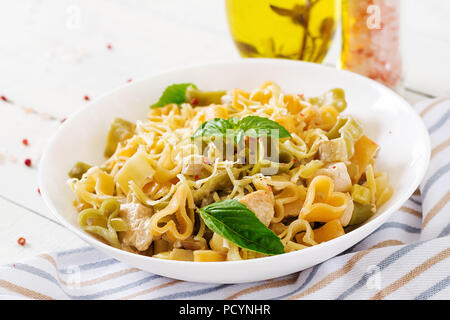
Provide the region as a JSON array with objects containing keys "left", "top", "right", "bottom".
[
  {"left": 191, "top": 118, "right": 235, "bottom": 141},
  {"left": 150, "top": 83, "right": 197, "bottom": 109},
  {"left": 229, "top": 116, "right": 240, "bottom": 128},
  {"left": 191, "top": 116, "right": 291, "bottom": 144},
  {"left": 236, "top": 116, "right": 291, "bottom": 143},
  {"left": 199, "top": 199, "right": 285, "bottom": 255}
]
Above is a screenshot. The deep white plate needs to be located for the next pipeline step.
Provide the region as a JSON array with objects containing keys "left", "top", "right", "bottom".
[{"left": 39, "top": 59, "right": 430, "bottom": 283}]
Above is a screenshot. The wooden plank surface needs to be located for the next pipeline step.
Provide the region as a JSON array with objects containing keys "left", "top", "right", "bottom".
[{"left": 0, "top": 0, "right": 448, "bottom": 264}]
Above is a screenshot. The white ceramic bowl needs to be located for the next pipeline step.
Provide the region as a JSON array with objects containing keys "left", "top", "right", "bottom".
[{"left": 39, "top": 59, "right": 430, "bottom": 283}]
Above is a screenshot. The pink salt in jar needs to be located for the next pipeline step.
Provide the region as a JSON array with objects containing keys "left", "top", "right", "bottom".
[{"left": 340, "top": 0, "right": 402, "bottom": 90}]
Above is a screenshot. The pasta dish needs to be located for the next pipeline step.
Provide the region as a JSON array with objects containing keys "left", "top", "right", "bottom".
[{"left": 67, "top": 82, "right": 393, "bottom": 262}]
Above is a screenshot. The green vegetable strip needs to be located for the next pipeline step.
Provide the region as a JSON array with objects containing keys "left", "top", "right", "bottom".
[
  {"left": 68, "top": 161, "right": 92, "bottom": 179},
  {"left": 185, "top": 87, "right": 227, "bottom": 105},
  {"left": 299, "top": 160, "right": 324, "bottom": 179},
  {"left": 104, "top": 118, "right": 135, "bottom": 157},
  {"left": 351, "top": 184, "right": 371, "bottom": 205},
  {"left": 340, "top": 117, "right": 363, "bottom": 141},
  {"left": 326, "top": 117, "right": 347, "bottom": 139},
  {"left": 324, "top": 116, "right": 363, "bottom": 159},
  {"left": 308, "top": 88, "right": 347, "bottom": 112},
  {"left": 349, "top": 203, "right": 374, "bottom": 226}
]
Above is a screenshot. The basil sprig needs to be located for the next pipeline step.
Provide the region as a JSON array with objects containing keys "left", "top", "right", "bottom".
[
  {"left": 199, "top": 199, "right": 285, "bottom": 255},
  {"left": 191, "top": 116, "right": 291, "bottom": 144},
  {"left": 150, "top": 83, "right": 197, "bottom": 109}
]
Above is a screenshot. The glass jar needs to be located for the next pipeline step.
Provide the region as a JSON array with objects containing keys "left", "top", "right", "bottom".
[
  {"left": 226, "top": 0, "right": 340, "bottom": 63},
  {"left": 340, "top": 0, "right": 403, "bottom": 90}
]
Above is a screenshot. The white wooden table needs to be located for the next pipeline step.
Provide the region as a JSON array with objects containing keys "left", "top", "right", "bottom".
[{"left": 1, "top": 0, "right": 449, "bottom": 264}]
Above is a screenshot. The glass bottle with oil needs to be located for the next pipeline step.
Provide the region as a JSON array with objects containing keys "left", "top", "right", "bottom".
[{"left": 225, "top": 0, "right": 340, "bottom": 63}]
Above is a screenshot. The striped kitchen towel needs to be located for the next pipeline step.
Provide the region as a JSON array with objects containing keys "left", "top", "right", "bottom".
[{"left": 1, "top": 98, "right": 449, "bottom": 300}]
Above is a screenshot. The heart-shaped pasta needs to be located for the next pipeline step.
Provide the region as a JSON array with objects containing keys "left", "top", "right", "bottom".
[
  {"left": 69, "top": 167, "right": 116, "bottom": 207},
  {"left": 279, "top": 218, "right": 317, "bottom": 252},
  {"left": 78, "top": 198, "right": 126, "bottom": 248},
  {"left": 149, "top": 184, "right": 194, "bottom": 241},
  {"left": 300, "top": 175, "right": 348, "bottom": 222}
]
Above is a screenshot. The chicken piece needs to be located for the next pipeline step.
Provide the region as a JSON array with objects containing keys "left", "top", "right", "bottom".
[
  {"left": 240, "top": 190, "right": 275, "bottom": 226},
  {"left": 119, "top": 202, "right": 153, "bottom": 251},
  {"left": 311, "top": 162, "right": 352, "bottom": 192}
]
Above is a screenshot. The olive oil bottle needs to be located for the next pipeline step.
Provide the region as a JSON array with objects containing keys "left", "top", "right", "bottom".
[{"left": 226, "top": 0, "right": 339, "bottom": 62}]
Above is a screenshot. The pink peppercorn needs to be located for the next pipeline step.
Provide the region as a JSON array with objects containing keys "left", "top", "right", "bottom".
[
  {"left": 191, "top": 98, "right": 199, "bottom": 106},
  {"left": 17, "top": 237, "right": 26, "bottom": 246}
]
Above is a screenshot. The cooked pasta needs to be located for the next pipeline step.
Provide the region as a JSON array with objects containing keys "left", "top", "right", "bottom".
[{"left": 67, "top": 81, "right": 392, "bottom": 261}]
